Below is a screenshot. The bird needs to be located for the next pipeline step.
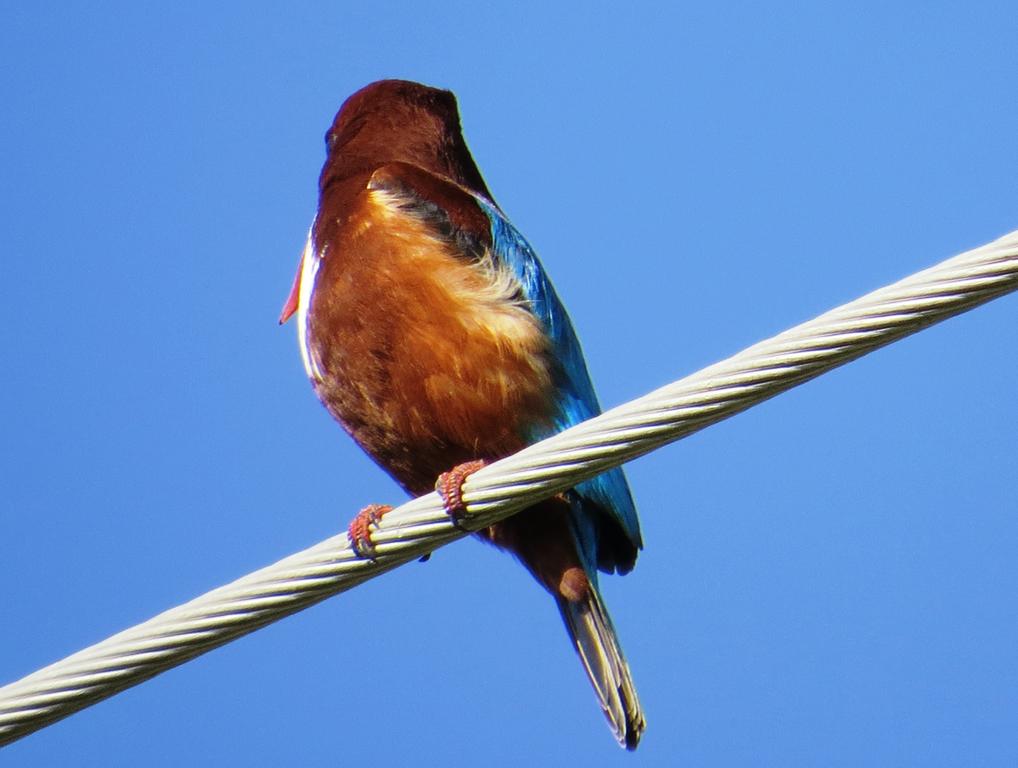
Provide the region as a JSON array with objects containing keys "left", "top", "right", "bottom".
[{"left": 279, "top": 79, "right": 645, "bottom": 749}]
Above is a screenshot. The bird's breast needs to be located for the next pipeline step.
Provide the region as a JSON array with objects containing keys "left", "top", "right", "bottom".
[{"left": 304, "top": 188, "right": 558, "bottom": 493}]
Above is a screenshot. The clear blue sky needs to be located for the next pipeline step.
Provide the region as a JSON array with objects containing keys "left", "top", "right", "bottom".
[{"left": 2, "top": 3, "right": 1017, "bottom": 766}]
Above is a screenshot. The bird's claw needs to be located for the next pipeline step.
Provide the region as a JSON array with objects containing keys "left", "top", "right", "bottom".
[
  {"left": 347, "top": 503, "right": 393, "bottom": 559},
  {"left": 435, "top": 459, "right": 487, "bottom": 529}
]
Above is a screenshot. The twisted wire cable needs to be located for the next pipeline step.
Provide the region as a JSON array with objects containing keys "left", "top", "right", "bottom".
[{"left": 2, "top": 229, "right": 1017, "bottom": 747}]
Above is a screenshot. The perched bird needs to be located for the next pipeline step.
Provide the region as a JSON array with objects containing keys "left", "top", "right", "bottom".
[{"left": 280, "top": 79, "right": 645, "bottom": 749}]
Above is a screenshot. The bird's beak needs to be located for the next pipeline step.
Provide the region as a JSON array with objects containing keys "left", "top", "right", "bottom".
[{"left": 279, "top": 250, "right": 304, "bottom": 325}]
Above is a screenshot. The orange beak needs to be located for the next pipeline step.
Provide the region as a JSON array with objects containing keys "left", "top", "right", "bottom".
[{"left": 278, "top": 250, "right": 304, "bottom": 325}]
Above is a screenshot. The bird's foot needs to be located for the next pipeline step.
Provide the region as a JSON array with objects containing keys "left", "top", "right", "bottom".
[
  {"left": 347, "top": 503, "right": 393, "bottom": 559},
  {"left": 435, "top": 459, "right": 487, "bottom": 528}
]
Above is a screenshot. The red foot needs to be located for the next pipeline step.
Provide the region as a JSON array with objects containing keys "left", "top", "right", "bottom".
[
  {"left": 435, "top": 459, "right": 487, "bottom": 528},
  {"left": 347, "top": 503, "right": 393, "bottom": 559}
]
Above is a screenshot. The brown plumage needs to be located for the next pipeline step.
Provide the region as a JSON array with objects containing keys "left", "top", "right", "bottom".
[{"left": 282, "top": 80, "right": 645, "bottom": 748}]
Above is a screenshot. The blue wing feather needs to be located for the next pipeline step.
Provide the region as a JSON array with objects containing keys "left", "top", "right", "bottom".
[{"left": 474, "top": 197, "right": 643, "bottom": 560}]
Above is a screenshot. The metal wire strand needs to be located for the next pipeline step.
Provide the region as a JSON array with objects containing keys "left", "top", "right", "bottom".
[{"left": 1, "top": 229, "right": 1016, "bottom": 747}]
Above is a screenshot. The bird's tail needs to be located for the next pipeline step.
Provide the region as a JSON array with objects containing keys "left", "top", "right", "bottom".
[{"left": 557, "top": 584, "right": 645, "bottom": 750}]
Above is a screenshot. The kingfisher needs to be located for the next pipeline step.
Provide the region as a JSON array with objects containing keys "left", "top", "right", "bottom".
[{"left": 280, "top": 79, "right": 645, "bottom": 749}]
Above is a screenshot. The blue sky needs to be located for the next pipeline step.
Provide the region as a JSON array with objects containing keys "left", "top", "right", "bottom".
[{"left": 2, "top": 3, "right": 1017, "bottom": 766}]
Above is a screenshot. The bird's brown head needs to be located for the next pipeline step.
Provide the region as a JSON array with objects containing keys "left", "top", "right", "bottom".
[{"left": 320, "top": 79, "right": 492, "bottom": 200}]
